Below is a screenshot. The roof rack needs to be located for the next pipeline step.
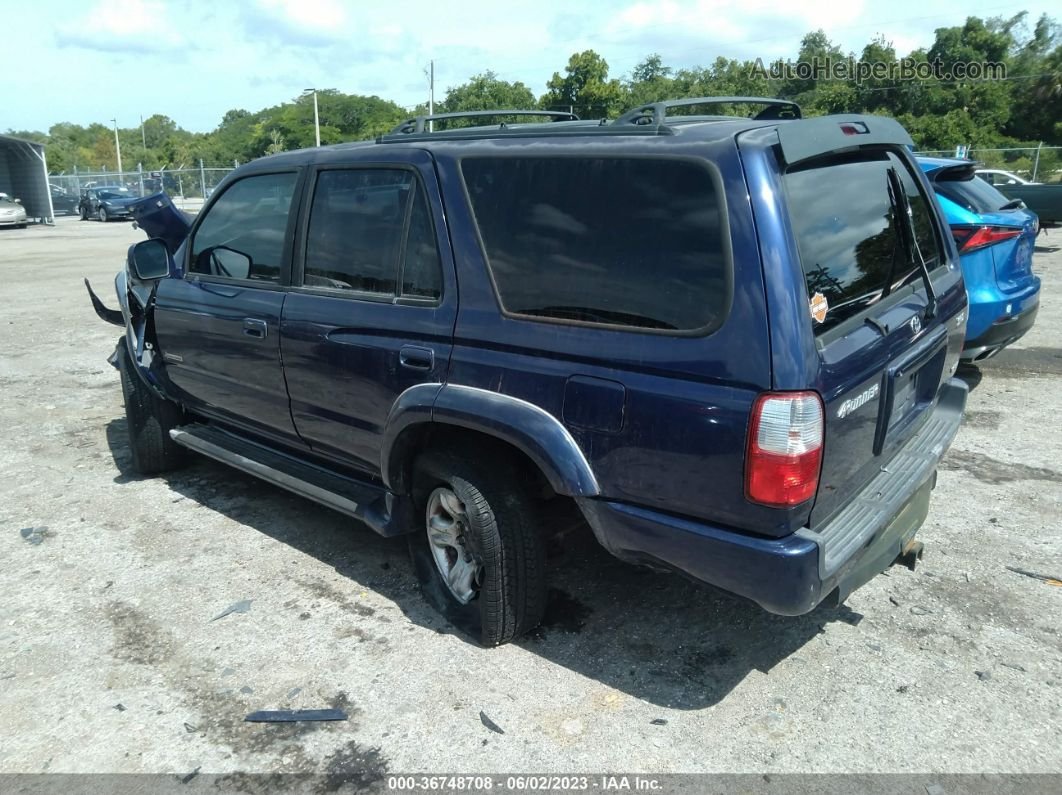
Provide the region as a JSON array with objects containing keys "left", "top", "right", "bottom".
[
  {"left": 614, "top": 97, "right": 802, "bottom": 127},
  {"left": 389, "top": 110, "right": 580, "bottom": 135}
]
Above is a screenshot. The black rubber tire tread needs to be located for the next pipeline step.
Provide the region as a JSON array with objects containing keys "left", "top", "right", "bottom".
[
  {"left": 413, "top": 450, "right": 547, "bottom": 646},
  {"left": 118, "top": 343, "right": 187, "bottom": 475}
]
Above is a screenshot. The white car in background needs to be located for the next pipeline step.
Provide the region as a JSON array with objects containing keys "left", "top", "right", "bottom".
[
  {"left": 0, "top": 194, "right": 28, "bottom": 228},
  {"left": 976, "top": 168, "right": 1038, "bottom": 186}
]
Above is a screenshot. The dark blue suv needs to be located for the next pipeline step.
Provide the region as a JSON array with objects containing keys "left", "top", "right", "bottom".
[{"left": 88, "top": 99, "right": 969, "bottom": 645}]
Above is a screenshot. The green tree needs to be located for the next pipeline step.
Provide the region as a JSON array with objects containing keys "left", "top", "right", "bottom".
[
  {"left": 542, "top": 50, "right": 624, "bottom": 119},
  {"left": 440, "top": 71, "right": 537, "bottom": 117}
]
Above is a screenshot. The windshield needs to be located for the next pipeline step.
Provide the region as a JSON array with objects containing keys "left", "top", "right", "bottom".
[{"left": 98, "top": 190, "right": 131, "bottom": 200}]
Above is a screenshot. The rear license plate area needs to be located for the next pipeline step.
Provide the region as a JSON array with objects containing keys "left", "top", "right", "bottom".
[{"left": 874, "top": 330, "right": 948, "bottom": 455}]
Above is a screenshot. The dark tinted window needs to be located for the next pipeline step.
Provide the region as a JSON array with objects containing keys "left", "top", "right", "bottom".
[
  {"left": 785, "top": 151, "right": 942, "bottom": 334},
  {"left": 191, "top": 172, "right": 298, "bottom": 282},
  {"left": 303, "top": 169, "right": 441, "bottom": 299},
  {"left": 461, "top": 157, "right": 728, "bottom": 332},
  {"left": 937, "top": 173, "right": 1012, "bottom": 214},
  {"left": 400, "top": 188, "right": 442, "bottom": 299}
]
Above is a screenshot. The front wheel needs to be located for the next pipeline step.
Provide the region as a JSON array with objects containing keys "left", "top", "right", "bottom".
[
  {"left": 98, "top": 207, "right": 108, "bottom": 222},
  {"left": 410, "top": 451, "right": 547, "bottom": 646},
  {"left": 118, "top": 343, "right": 187, "bottom": 474}
]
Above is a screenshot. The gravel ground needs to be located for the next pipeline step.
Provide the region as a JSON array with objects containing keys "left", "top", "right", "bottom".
[{"left": 0, "top": 217, "right": 1060, "bottom": 777}]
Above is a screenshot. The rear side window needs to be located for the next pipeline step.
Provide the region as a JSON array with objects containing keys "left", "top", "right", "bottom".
[
  {"left": 785, "top": 151, "right": 943, "bottom": 334},
  {"left": 303, "top": 169, "right": 442, "bottom": 300},
  {"left": 461, "top": 157, "right": 729, "bottom": 332},
  {"left": 937, "top": 173, "right": 1011, "bottom": 215}
]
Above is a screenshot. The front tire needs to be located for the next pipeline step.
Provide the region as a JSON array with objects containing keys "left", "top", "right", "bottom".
[
  {"left": 118, "top": 343, "right": 187, "bottom": 475},
  {"left": 98, "top": 207, "right": 108, "bottom": 222},
  {"left": 410, "top": 451, "right": 547, "bottom": 646}
]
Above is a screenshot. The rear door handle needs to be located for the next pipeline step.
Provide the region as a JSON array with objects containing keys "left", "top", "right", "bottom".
[
  {"left": 399, "top": 345, "right": 434, "bottom": 371},
  {"left": 243, "top": 318, "right": 268, "bottom": 339}
]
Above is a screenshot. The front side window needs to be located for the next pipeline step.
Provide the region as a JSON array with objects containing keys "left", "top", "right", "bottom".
[
  {"left": 785, "top": 150, "right": 944, "bottom": 334},
  {"left": 190, "top": 172, "right": 298, "bottom": 283},
  {"left": 461, "top": 157, "right": 729, "bottom": 332},
  {"left": 302, "top": 169, "right": 442, "bottom": 300}
]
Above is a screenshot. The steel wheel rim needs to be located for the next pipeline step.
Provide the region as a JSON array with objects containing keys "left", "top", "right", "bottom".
[{"left": 425, "top": 486, "right": 483, "bottom": 604}]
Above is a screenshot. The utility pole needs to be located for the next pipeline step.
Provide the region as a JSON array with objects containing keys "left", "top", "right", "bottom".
[
  {"left": 111, "top": 118, "right": 123, "bottom": 177},
  {"left": 304, "top": 88, "right": 321, "bottom": 147},
  {"left": 428, "top": 60, "right": 435, "bottom": 132},
  {"left": 140, "top": 115, "right": 147, "bottom": 148}
]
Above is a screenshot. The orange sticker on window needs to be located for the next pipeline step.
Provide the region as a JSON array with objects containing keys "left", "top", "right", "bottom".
[{"left": 810, "top": 292, "right": 829, "bottom": 323}]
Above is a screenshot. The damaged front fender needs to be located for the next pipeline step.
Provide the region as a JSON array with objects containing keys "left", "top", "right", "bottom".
[{"left": 84, "top": 278, "right": 124, "bottom": 326}]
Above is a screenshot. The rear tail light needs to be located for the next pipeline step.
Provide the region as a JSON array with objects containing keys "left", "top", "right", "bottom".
[
  {"left": 746, "top": 392, "right": 824, "bottom": 507},
  {"left": 950, "top": 224, "right": 1022, "bottom": 253}
]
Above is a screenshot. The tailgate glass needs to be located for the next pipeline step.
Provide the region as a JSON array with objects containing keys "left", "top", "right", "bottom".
[{"left": 784, "top": 151, "right": 943, "bottom": 335}]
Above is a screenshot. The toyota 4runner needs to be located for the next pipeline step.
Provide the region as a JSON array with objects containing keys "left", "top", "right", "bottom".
[{"left": 87, "top": 98, "right": 969, "bottom": 645}]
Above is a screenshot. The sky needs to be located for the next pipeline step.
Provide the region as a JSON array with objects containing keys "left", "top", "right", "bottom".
[{"left": 4, "top": 0, "right": 1058, "bottom": 134}]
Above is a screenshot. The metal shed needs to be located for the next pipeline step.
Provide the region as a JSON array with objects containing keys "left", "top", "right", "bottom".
[{"left": 0, "top": 134, "right": 53, "bottom": 223}]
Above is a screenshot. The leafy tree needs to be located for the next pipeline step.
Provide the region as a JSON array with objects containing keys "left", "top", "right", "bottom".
[
  {"left": 440, "top": 71, "right": 536, "bottom": 113},
  {"left": 541, "top": 50, "right": 624, "bottom": 119}
]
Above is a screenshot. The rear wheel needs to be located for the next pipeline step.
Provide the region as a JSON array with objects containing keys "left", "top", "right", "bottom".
[
  {"left": 79, "top": 205, "right": 87, "bottom": 220},
  {"left": 118, "top": 343, "right": 187, "bottom": 474},
  {"left": 410, "top": 450, "right": 547, "bottom": 646}
]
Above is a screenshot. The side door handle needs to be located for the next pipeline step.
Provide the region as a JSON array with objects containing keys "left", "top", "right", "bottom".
[
  {"left": 399, "top": 345, "right": 434, "bottom": 371},
  {"left": 243, "top": 318, "right": 268, "bottom": 339}
]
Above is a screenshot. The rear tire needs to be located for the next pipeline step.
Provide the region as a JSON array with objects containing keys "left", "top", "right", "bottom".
[
  {"left": 118, "top": 343, "right": 187, "bottom": 475},
  {"left": 410, "top": 450, "right": 547, "bottom": 646},
  {"left": 79, "top": 205, "right": 87, "bottom": 220}
]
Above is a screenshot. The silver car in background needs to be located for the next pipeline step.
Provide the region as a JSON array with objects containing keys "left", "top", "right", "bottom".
[{"left": 0, "top": 195, "right": 28, "bottom": 228}]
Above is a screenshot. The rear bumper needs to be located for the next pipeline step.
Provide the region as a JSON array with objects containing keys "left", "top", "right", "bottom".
[
  {"left": 962, "top": 296, "right": 1039, "bottom": 361},
  {"left": 579, "top": 378, "right": 968, "bottom": 615}
]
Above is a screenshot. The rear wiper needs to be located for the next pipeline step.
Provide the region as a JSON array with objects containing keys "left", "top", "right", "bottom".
[
  {"left": 999, "top": 198, "right": 1025, "bottom": 211},
  {"left": 886, "top": 167, "right": 937, "bottom": 320}
]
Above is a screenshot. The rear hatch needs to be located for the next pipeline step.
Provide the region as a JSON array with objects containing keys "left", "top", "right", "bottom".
[
  {"left": 780, "top": 147, "right": 964, "bottom": 527},
  {"left": 931, "top": 165, "right": 1038, "bottom": 292}
]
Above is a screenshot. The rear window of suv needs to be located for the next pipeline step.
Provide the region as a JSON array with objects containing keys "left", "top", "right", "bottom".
[
  {"left": 785, "top": 150, "right": 943, "bottom": 334},
  {"left": 937, "top": 172, "right": 1011, "bottom": 215},
  {"left": 461, "top": 157, "right": 730, "bottom": 333}
]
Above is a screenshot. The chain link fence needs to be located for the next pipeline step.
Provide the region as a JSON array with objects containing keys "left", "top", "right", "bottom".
[
  {"left": 915, "top": 145, "right": 1062, "bottom": 183},
  {"left": 48, "top": 164, "right": 236, "bottom": 213}
]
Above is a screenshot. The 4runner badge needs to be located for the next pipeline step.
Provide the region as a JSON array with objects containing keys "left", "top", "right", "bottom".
[
  {"left": 837, "top": 383, "right": 880, "bottom": 419},
  {"left": 809, "top": 292, "right": 829, "bottom": 323}
]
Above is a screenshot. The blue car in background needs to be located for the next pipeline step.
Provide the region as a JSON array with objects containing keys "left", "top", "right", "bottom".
[{"left": 918, "top": 157, "right": 1041, "bottom": 362}]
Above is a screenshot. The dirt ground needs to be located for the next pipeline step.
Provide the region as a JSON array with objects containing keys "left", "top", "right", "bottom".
[{"left": 0, "top": 217, "right": 1060, "bottom": 778}]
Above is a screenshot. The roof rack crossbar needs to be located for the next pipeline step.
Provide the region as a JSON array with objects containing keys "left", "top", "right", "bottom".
[
  {"left": 613, "top": 97, "right": 802, "bottom": 127},
  {"left": 390, "top": 109, "right": 580, "bottom": 135}
]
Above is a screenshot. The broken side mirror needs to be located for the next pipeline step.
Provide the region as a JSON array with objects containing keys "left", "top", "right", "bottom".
[{"left": 129, "top": 238, "right": 172, "bottom": 280}]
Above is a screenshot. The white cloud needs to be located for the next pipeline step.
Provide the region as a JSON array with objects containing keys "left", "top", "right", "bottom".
[
  {"left": 57, "top": 0, "right": 185, "bottom": 52},
  {"left": 254, "top": 0, "right": 350, "bottom": 42},
  {"left": 606, "top": 0, "right": 867, "bottom": 56}
]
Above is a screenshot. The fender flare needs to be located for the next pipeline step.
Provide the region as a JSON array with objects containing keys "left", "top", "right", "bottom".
[{"left": 381, "top": 383, "right": 600, "bottom": 498}]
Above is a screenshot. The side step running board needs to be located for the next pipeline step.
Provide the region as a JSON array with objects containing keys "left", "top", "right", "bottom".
[{"left": 168, "top": 424, "right": 410, "bottom": 537}]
